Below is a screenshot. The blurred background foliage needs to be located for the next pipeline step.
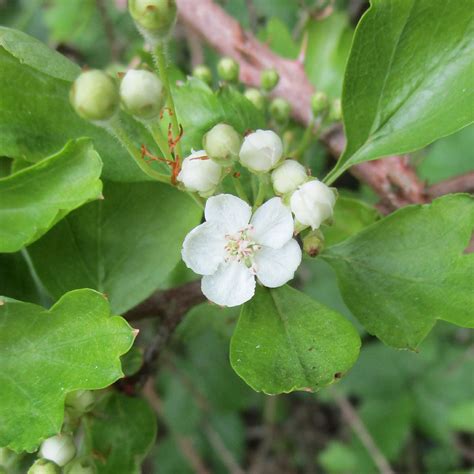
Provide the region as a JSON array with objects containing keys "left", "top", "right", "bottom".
[{"left": 0, "top": 0, "right": 473, "bottom": 472}]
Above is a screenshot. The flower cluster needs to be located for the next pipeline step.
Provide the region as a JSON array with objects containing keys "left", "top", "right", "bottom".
[{"left": 180, "top": 126, "right": 337, "bottom": 307}]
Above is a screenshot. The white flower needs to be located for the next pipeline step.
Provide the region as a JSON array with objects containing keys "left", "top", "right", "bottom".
[
  {"left": 177, "top": 150, "right": 223, "bottom": 196},
  {"left": 290, "top": 180, "right": 336, "bottom": 230},
  {"left": 40, "top": 434, "right": 76, "bottom": 467},
  {"left": 239, "top": 129, "right": 283, "bottom": 172},
  {"left": 182, "top": 194, "right": 302, "bottom": 307},
  {"left": 271, "top": 160, "right": 308, "bottom": 195}
]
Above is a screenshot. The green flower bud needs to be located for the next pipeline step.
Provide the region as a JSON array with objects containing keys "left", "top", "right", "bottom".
[
  {"left": 192, "top": 65, "right": 212, "bottom": 85},
  {"left": 65, "top": 390, "right": 95, "bottom": 415},
  {"left": 244, "top": 88, "right": 265, "bottom": 111},
  {"left": 27, "top": 459, "right": 60, "bottom": 474},
  {"left": 120, "top": 69, "right": 165, "bottom": 120},
  {"left": 311, "top": 91, "right": 329, "bottom": 116},
  {"left": 64, "top": 459, "right": 96, "bottom": 474},
  {"left": 217, "top": 57, "right": 239, "bottom": 82},
  {"left": 260, "top": 68, "right": 280, "bottom": 92},
  {"left": 70, "top": 70, "right": 119, "bottom": 123},
  {"left": 128, "top": 0, "right": 177, "bottom": 42},
  {"left": 329, "top": 98, "right": 342, "bottom": 122},
  {"left": 269, "top": 97, "right": 291, "bottom": 124},
  {"left": 303, "top": 229, "right": 325, "bottom": 257},
  {"left": 203, "top": 123, "right": 242, "bottom": 165}
]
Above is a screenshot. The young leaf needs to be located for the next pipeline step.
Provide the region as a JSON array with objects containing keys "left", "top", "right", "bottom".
[
  {"left": 0, "top": 27, "right": 152, "bottom": 182},
  {"left": 86, "top": 393, "right": 157, "bottom": 474},
  {"left": 325, "top": 0, "right": 474, "bottom": 183},
  {"left": 0, "top": 289, "right": 135, "bottom": 452},
  {"left": 0, "top": 139, "right": 102, "bottom": 253},
  {"left": 28, "top": 181, "right": 202, "bottom": 314},
  {"left": 322, "top": 194, "right": 474, "bottom": 349},
  {"left": 230, "top": 285, "right": 361, "bottom": 395}
]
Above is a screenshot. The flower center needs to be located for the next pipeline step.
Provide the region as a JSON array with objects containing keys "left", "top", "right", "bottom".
[{"left": 224, "top": 225, "right": 261, "bottom": 268}]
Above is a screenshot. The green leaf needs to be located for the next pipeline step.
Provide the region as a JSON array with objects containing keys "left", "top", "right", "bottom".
[
  {"left": 230, "top": 285, "right": 361, "bottom": 395},
  {"left": 29, "top": 181, "right": 201, "bottom": 313},
  {"left": 323, "top": 197, "right": 380, "bottom": 247},
  {"left": 304, "top": 12, "right": 353, "bottom": 98},
  {"left": 322, "top": 194, "right": 474, "bottom": 349},
  {"left": 174, "top": 79, "right": 265, "bottom": 155},
  {"left": 326, "top": 0, "right": 474, "bottom": 183},
  {"left": 0, "top": 289, "right": 135, "bottom": 452},
  {"left": 0, "top": 139, "right": 102, "bottom": 253},
  {"left": 86, "top": 393, "right": 157, "bottom": 474},
  {"left": 0, "top": 27, "right": 150, "bottom": 182}
]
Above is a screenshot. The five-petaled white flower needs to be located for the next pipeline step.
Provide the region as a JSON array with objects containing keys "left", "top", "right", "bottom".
[{"left": 182, "top": 194, "right": 302, "bottom": 307}]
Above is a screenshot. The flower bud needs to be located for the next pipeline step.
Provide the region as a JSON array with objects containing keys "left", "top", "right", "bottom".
[
  {"left": 217, "top": 57, "right": 239, "bottom": 82},
  {"left": 27, "top": 460, "right": 60, "bottom": 474},
  {"left": 260, "top": 68, "right": 280, "bottom": 92},
  {"left": 177, "top": 150, "right": 223, "bottom": 196},
  {"left": 303, "top": 229, "right": 325, "bottom": 257},
  {"left": 64, "top": 459, "right": 96, "bottom": 474},
  {"left": 271, "top": 160, "right": 308, "bottom": 195},
  {"left": 239, "top": 129, "right": 283, "bottom": 173},
  {"left": 192, "top": 65, "right": 212, "bottom": 85},
  {"left": 128, "top": 0, "right": 177, "bottom": 42},
  {"left": 65, "top": 390, "right": 95, "bottom": 415},
  {"left": 70, "top": 70, "right": 119, "bottom": 123},
  {"left": 329, "top": 98, "right": 342, "bottom": 121},
  {"left": 40, "top": 434, "right": 76, "bottom": 467},
  {"left": 120, "top": 69, "right": 164, "bottom": 120},
  {"left": 269, "top": 98, "right": 291, "bottom": 124},
  {"left": 290, "top": 180, "right": 336, "bottom": 230},
  {"left": 244, "top": 88, "right": 265, "bottom": 111},
  {"left": 311, "top": 91, "right": 329, "bottom": 116},
  {"left": 203, "top": 123, "right": 242, "bottom": 165}
]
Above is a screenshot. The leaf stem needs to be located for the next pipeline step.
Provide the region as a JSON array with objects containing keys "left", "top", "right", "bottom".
[
  {"left": 291, "top": 117, "right": 317, "bottom": 160},
  {"left": 253, "top": 174, "right": 268, "bottom": 210},
  {"left": 148, "top": 122, "right": 173, "bottom": 161},
  {"left": 232, "top": 174, "right": 250, "bottom": 203},
  {"left": 153, "top": 43, "right": 182, "bottom": 159}
]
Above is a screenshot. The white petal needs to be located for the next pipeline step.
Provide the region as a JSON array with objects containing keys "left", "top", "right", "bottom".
[
  {"left": 255, "top": 239, "right": 302, "bottom": 288},
  {"left": 205, "top": 194, "right": 252, "bottom": 234},
  {"left": 181, "top": 222, "right": 226, "bottom": 275},
  {"left": 250, "top": 197, "right": 294, "bottom": 249},
  {"left": 201, "top": 262, "right": 256, "bottom": 307}
]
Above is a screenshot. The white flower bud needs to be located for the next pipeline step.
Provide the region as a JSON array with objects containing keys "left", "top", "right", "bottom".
[
  {"left": 177, "top": 150, "right": 223, "bottom": 196},
  {"left": 290, "top": 180, "right": 336, "bottom": 230},
  {"left": 65, "top": 390, "right": 95, "bottom": 414},
  {"left": 239, "top": 130, "right": 283, "bottom": 173},
  {"left": 28, "top": 459, "right": 60, "bottom": 474},
  {"left": 40, "top": 434, "right": 76, "bottom": 467},
  {"left": 203, "top": 123, "right": 242, "bottom": 165},
  {"left": 70, "top": 70, "right": 119, "bottom": 123},
  {"left": 120, "top": 70, "right": 164, "bottom": 120},
  {"left": 271, "top": 160, "right": 308, "bottom": 195}
]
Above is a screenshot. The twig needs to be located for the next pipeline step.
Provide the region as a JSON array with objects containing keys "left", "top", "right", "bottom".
[
  {"left": 175, "top": 0, "right": 427, "bottom": 212},
  {"left": 143, "top": 380, "right": 211, "bottom": 474},
  {"left": 427, "top": 171, "right": 474, "bottom": 199},
  {"left": 332, "top": 390, "right": 394, "bottom": 474}
]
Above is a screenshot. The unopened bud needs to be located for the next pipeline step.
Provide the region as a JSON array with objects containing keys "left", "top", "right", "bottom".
[
  {"left": 217, "top": 57, "right": 239, "bottom": 82},
  {"left": 128, "top": 0, "right": 177, "bottom": 42},
  {"left": 192, "top": 65, "right": 212, "bottom": 85},
  {"left": 120, "top": 69, "right": 164, "bottom": 120},
  {"left": 271, "top": 160, "right": 308, "bottom": 195},
  {"left": 244, "top": 88, "right": 265, "bottom": 111},
  {"left": 261, "top": 68, "right": 280, "bottom": 92},
  {"left": 269, "top": 98, "right": 291, "bottom": 124},
  {"left": 239, "top": 129, "right": 283, "bottom": 173},
  {"left": 65, "top": 390, "right": 95, "bottom": 415},
  {"left": 203, "top": 123, "right": 241, "bottom": 165},
  {"left": 40, "top": 434, "right": 76, "bottom": 467},
  {"left": 70, "top": 70, "right": 119, "bottom": 123},
  {"left": 329, "top": 98, "right": 342, "bottom": 121},
  {"left": 64, "top": 459, "right": 96, "bottom": 474},
  {"left": 311, "top": 91, "right": 329, "bottom": 116},
  {"left": 303, "top": 229, "right": 325, "bottom": 257},
  {"left": 28, "top": 459, "right": 60, "bottom": 474}
]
